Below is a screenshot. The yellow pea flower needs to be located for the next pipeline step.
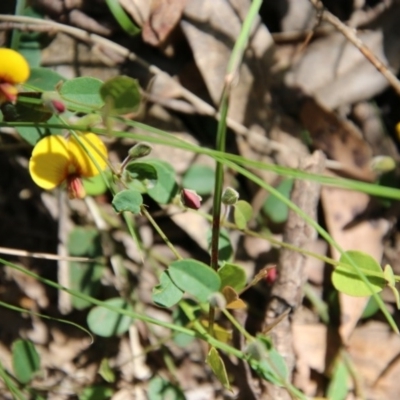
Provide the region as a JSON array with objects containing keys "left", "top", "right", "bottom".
[
  {"left": 29, "top": 133, "right": 108, "bottom": 199},
  {"left": 0, "top": 48, "right": 30, "bottom": 103}
]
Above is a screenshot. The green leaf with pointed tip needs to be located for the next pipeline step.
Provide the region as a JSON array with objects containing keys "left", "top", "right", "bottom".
[
  {"left": 60, "top": 77, "right": 104, "bottom": 108},
  {"left": 100, "top": 76, "right": 141, "bottom": 115},
  {"left": 87, "top": 298, "right": 133, "bottom": 337},
  {"left": 98, "top": 358, "right": 116, "bottom": 383},
  {"left": 12, "top": 339, "right": 40, "bottom": 384},
  {"left": 152, "top": 272, "right": 184, "bottom": 308},
  {"left": 332, "top": 251, "right": 385, "bottom": 297},
  {"left": 218, "top": 263, "right": 247, "bottom": 292},
  {"left": 234, "top": 200, "right": 253, "bottom": 229},
  {"left": 206, "top": 347, "right": 230, "bottom": 390},
  {"left": 112, "top": 189, "right": 143, "bottom": 214},
  {"left": 169, "top": 259, "right": 221, "bottom": 303}
]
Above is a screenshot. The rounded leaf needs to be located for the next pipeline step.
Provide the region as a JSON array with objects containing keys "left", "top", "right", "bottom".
[
  {"left": 12, "top": 339, "right": 40, "bottom": 384},
  {"left": 146, "top": 159, "right": 178, "bottom": 204},
  {"left": 263, "top": 179, "right": 293, "bottom": 224},
  {"left": 234, "top": 200, "right": 253, "bottom": 229},
  {"left": 87, "top": 298, "right": 133, "bottom": 337},
  {"left": 100, "top": 76, "right": 141, "bottom": 115},
  {"left": 152, "top": 272, "right": 184, "bottom": 308},
  {"left": 112, "top": 189, "right": 143, "bottom": 214},
  {"left": 182, "top": 164, "right": 215, "bottom": 196},
  {"left": 332, "top": 250, "right": 386, "bottom": 297},
  {"left": 218, "top": 263, "right": 247, "bottom": 292},
  {"left": 168, "top": 259, "right": 221, "bottom": 303},
  {"left": 60, "top": 77, "right": 104, "bottom": 108}
]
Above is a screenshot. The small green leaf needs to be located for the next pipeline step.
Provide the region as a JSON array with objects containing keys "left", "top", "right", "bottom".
[
  {"left": 100, "top": 76, "right": 141, "bottom": 115},
  {"left": 60, "top": 77, "right": 104, "bottom": 108},
  {"left": 87, "top": 298, "right": 133, "bottom": 337},
  {"left": 263, "top": 179, "right": 294, "bottom": 224},
  {"left": 218, "top": 263, "right": 247, "bottom": 292},
  {"left": 332, "top": 251, "right": 386, "bottom": 297},
  {"left": 234, "top": 200, "right": 253, "bottom": 229},
  {"left": 98, "top": 358, "right": 116, "bottom": 383},
  {"left": 169, "top": 259, "right": 221, "bottom": 303},
  {"left": 326, "top": 359, "right": 349, "bottom": 400},
  {"left": 148, "top": 376, "right": 185, "bottom": 400},
  {"left": 152, "top": 272, "right": 184, "bottom": 308},
  {"left": 206, "top": 347, "right": 230, "bottom": 390},
  {"left": 26, "top": 67, "right": 66, "bottom": 91},
  {"left": 182, "top": 165, "right": 215, "bottom": 196},
  {"left": 112, "top": 189, "right": 143, "bottom": 214},
  {"left": 124, "top": 162, "right": 158, "bottom": 192},
  {"left": 146, "top": 160, "right": 178, "bottom": 204},
  {"left": 12, "top": 339, "right": 40, "bottom": 384},
  {"left": 79, "top": 385, "right": 113, "bottom": 400}
]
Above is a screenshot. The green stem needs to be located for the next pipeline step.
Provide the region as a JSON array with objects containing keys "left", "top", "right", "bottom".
[
  {"left": 221, "top": 308, "right": 254, "bottom": 342},
  {"left": 141, "top": 206, "right": 182, "bottom": 260},
  {"left": 11, "top": 0, "right": 26, "bottom": 50}
]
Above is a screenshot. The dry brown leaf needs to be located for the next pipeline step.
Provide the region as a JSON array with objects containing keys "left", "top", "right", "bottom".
[
  {"left": 142, "top": 0, "right": 186, "bottom": 46},
  {"left": 292, "top": 323, "right": 328, "bottom": 395},
  {"left": 321, "top": 182, "right": 390, "bottom": 343},
  {"left": 300, "top": 98, "right": 374, "bottom": 181},
  {"left": 286, "top": 6, "right": 400, "bottom": 109},
  {"left": 181, "top": 0, "right": 274, "bottom": 125},
  {"left": 222, "top": 286, "right": 247, "bottom": 310},
  {"left": 348, "top": 321, "right": 400, "bottom": 400}
]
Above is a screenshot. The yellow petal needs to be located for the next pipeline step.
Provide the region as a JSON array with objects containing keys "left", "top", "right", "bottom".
[
  {"left": 68, "top": 133, "right": 108, "bottom": 178},
  {"left": 0, "top": 48, "right": 30, "bottom": 84},
  {"left": 29, "top": 135, "right": 72, "bottom": 189}
]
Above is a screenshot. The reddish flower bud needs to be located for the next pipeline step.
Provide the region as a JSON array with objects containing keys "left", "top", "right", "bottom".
[
  {"left": 265, "top": 266, "right": 277, "bottom": 285},
  {"left": 42, "top": 92, "right": 66, "bottom": 114},
  {"left": 67, "top": 175, "right": 86, "bottom": 199},
  {"left": 181, "top": 189, "right": 202, "bottom": 210}
]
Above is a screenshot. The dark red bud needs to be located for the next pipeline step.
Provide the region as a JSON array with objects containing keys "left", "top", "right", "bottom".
[{"left": 181, "top": 189, "right": 202, "bottom": 210}]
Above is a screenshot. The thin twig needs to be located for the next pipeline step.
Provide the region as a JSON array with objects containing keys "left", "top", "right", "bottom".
[
  {"left": 309, "top": 0, "right": 400, "bottom": 96},
  {"left": 0, "top": 246, "right": 97, "bottom": 262}
]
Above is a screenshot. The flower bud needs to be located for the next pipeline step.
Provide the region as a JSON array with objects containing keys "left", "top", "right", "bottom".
[
  {"left": 181, "top": 189, "right": 202, "bottom": 210},
  {"left": 128, "top": 142, "right": 152, "bottom": 159},
  {"left": 221, "top": 187, "right": 239, "bottom": 206},
  {"left": 245, "top": 340, "right": 266, "bottom": 361},
  {"left": 265, "top": 266, "right": 277, "bottom": 285},
  {"left": 370, "top": 155, "right": 396, "bottom": 174},
  {"left": 42, "top": 92, "right": 66, "bottom": 114},
  {"left": 67, "top": 175, "right": 86, "bottom": 199},
  {"left": 208, "top": 292, "right": 227, "bottom": 309}
]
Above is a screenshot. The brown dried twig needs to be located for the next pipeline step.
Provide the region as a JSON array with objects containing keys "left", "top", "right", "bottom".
[{"left": 309, "top": 0, "right": 400, "bottom": 97}]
